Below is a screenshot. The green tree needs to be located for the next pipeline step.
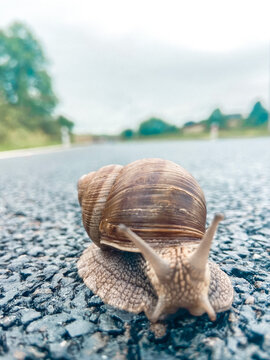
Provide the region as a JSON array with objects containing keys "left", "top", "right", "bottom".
[
  {"left": 245, "top": 101, "right": 268, "bottom": 127},
  {"left": 183, "top": 121, "right": 196, "bottom": 128},
  {"left": 0, "top": 22, "right": 58, "bottom": 131},
  {"left": 57, "top": 115, "right": 74, "bottom": 133},
  {"left": 206, "top": 108, "right": 227, "bottom": 129},
  {"left": 121, "top": 128, "right": 134, "bottom": 139},
  {"left": 138, "top": 117, "right": 178, "bottom": 136}
]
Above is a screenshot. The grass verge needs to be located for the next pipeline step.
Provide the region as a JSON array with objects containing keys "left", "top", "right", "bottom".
[{"left": 0, "top": 128, "right": 61, "bottom": 151}]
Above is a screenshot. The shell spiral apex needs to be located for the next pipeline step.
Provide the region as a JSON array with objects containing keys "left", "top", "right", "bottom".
[{"left": 77, "top": 158, "right": 233, "bottom": 322}]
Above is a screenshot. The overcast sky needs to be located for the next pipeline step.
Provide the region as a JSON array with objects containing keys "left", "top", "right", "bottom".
[{"left": 1, "top": 0, "right": 269, "bottom": 134}]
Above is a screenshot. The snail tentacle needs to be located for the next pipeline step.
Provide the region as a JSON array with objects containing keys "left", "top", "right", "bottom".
[
  {"left": 201, "top": 295, "right": 216, "bottom": 321},
  {"left": 146, "top": 295, "right": 166, "bottom": 323},
  {"left": 188, "top": 213, "right": 224, "bottom": 271},
  {"left": 118, "top": 224, "right": 172, "bottom": 282}
]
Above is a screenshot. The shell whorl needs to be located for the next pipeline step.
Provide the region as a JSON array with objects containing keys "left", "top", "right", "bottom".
[
  {"left": 78, "top": 159, "right": 207, "bottom": 252},
  {"left": 78, "top": 164, "right": 123, "bottom": 247},
  {"left": 100, "top": 159, "right": 207, "bottom": 252}
]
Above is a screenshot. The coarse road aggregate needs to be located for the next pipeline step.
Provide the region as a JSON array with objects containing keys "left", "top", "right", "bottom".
[{"left": 0, "top": 138, "right": 270, "bottom": 359}]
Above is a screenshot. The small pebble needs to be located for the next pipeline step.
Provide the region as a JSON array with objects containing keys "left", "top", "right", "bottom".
[
  {"left": 65, "top": 320, "right": 96, "bottom": 337},
  {"left": 245, "top": 296, "right": 255, "bottom": 305}
]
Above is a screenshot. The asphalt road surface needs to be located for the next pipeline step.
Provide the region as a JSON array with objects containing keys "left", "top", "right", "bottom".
[{"left": 0, "top": 138, "right": 270, "bottom": 359}]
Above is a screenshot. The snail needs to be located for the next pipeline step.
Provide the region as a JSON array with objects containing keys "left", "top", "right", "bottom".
[{"left": 77, "top": 158, "right": 233, "bottom": 323}]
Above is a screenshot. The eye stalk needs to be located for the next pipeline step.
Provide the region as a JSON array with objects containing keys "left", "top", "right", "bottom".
[
  {"left": 188, "top": 213, "right": 224, "bottom": 271},
  {"left": 118, "top": 224, "right": 172, "bottom": 282}
]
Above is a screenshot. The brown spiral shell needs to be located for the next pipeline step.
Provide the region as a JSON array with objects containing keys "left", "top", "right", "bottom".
[
  {"left": 78, "top": 158, "right": 206, "bottom": 252},
  {"left": 78, "top": 164, "right": 123, "bottom": 247}
]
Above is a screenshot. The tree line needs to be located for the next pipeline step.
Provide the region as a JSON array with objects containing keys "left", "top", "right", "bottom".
[
  {"left": 121, "top": 102, "right": 269, "bottom": 139},
  {"left": 0, "top": 22, "right": 73, "bottom": 149}
]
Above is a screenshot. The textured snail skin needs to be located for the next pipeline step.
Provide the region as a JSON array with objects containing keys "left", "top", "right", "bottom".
[{"left": 77, "top": 158, "right": 233, "bottom": 322}]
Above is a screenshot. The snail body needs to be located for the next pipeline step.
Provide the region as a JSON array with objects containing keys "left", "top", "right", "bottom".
[{"left": 77, "top": 159, "right": 233, "bottom": 322}]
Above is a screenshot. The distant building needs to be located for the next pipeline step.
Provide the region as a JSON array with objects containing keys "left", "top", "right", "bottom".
[
  {"left": 226, "top": 114, "right": 243, "bottom": 128},
  {"left": 74, "top": 134, "right": 93, "bottom": 144},
  {"left": 183, "top": 123, "right": 205, "bottom": 134}
]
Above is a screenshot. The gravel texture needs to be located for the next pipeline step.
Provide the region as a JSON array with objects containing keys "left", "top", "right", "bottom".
[{"left": 0, "top": 138, "right": 270, "bottom": 360}]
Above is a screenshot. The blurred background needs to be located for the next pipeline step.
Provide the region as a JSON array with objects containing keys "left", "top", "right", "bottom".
[{"left": 0, "top": 0, "right": 269, "bottom": 150}]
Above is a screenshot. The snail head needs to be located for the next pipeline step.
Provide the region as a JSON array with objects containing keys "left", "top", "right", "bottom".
[{"left": 118, "top": 214, "right": 224, "bottom": 322}]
